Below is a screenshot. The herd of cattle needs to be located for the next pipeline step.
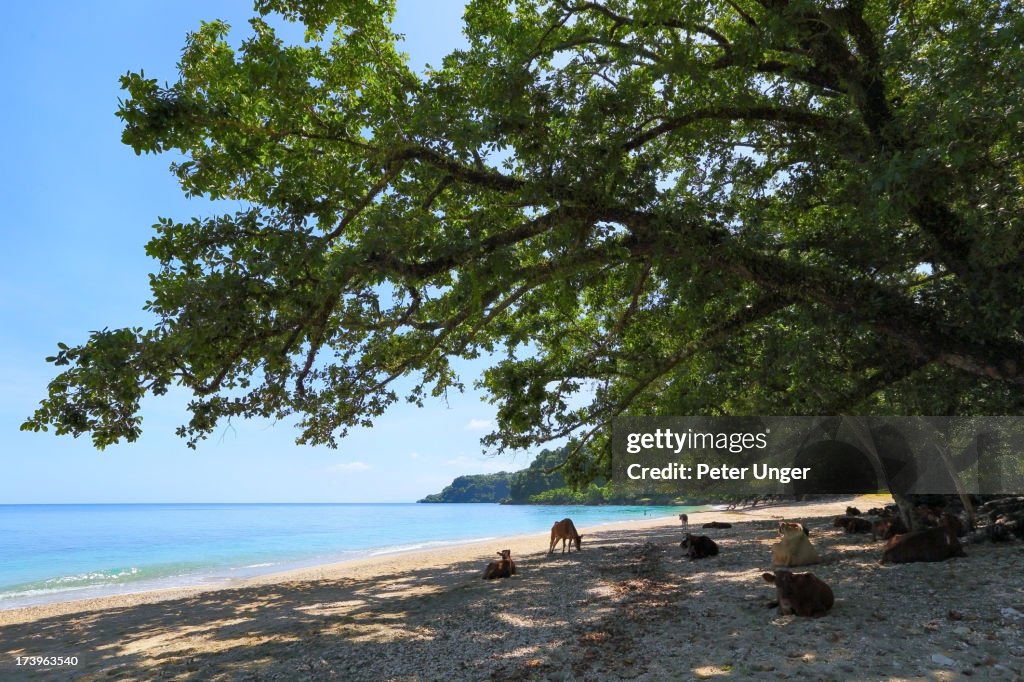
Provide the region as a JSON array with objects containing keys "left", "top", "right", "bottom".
[
  {"left": 483, "top": 503, "right": 974, "bottom": 620},
  {"left": 686, "top": 503, "right": 970, "bottom": 617}
]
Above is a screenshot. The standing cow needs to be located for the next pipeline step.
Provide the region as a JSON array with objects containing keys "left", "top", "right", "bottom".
[{"left": 549, "top": 518, "right": 583, "bottom": 553}]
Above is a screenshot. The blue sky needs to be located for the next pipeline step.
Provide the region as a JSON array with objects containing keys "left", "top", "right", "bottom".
[{"left": 0, "top": 1, "right": 546, "bottom": 503}]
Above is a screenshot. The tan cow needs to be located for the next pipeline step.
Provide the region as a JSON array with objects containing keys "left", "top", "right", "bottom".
[
  {"left": 483, "top": 549, "right": 517, "bottom": 579},
  {"left": 778, "top": 521, "right": 809, "bottom": 537},
  {"left": 549, "top": 518, "right": 583, "bottom": 554},
  {"left": 771, "top": 524, "right": 821, "bottom": 567}
]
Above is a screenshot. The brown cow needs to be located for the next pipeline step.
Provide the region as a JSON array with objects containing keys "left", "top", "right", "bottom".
[
  {"left": 483, "top": 549, "right": 517, "bottom": 579},
  {"left": 771, "top": 524, "right": 820, "bottom": 567},
  {"left": 871, "top": 516, "right": 908, "bottom": 541},
  {"left": 941, "top": 512, "right": 965, "bottom": 538},
  {"left": 679, "top": 513, "right": 689, "bottom": 531},
  {"left": 549, "top": 518, "right": 583, "bottom": 554},
  {"left": 833, "top": 516, "right": 872, "bottom": 534},
  {"left": 880, "top": 526, "right": 966, "bottom": 564},
  {"left": 846, "top": 506, "right": 862, "bottom": 516},
  {"left": 763, "top": 570, "right": 834, "bottom": 617},
  {"left": 680, "top": 533, "right": 719, "bottom": 559},
  {"left": 914, "top": 503, "right": 947, "bottom": 527}
]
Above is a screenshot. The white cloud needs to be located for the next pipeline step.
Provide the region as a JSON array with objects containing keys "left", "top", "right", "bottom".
[
  {"left": 328, "top": 461, "right": 371, "bottom": 473},
  {"left": 464, "top": 419, "right": 493, "bottom": 431},
  {"left": 409, "top": 452, "right": 420, "bottom": 459}
]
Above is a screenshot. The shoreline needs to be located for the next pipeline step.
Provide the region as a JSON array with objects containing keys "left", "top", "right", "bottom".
[
  {"left": 5, "top": 493, "right": 1019, "bottom": 680},
  {"left": 0, "top": 534, "right": 508, "bottom": 615},
  {"left": 0, "top": 495, "right": 869, "bottom": 625},
  {"left": 0, "top": 505, "right": 693, "bottom": 619}
]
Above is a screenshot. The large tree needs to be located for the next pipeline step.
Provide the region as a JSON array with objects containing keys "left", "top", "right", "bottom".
[{"left": 26, "top": 0, "right": 1024, "bottom": 485}]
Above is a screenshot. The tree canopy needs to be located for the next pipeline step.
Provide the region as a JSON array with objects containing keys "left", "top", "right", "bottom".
[{"left": 26, "top": 0, "right": 1024, "bottom": 485}]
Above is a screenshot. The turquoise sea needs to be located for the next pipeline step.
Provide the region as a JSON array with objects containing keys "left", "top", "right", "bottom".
[{"left": 0, "top": 503, "right": 693, "bottom": 610}]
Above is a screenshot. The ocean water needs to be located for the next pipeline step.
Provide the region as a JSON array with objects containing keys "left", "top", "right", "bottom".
[{"left": 0, "top": 503, "right": 693, "bottom": 610}]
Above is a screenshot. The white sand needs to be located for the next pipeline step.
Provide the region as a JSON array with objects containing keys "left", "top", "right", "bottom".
[{"left": 1, "top": 494, "right": 1021, "bottom": 680}]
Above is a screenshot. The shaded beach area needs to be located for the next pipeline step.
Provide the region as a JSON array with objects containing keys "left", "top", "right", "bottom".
[{"left": 2, "top": 495, "right": 1022, "bottom": 680}]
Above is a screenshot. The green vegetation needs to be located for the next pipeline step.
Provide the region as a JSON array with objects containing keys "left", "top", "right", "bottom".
[
  {"left": 507, "top": 447, "right": 568, "bottom": 501},
  {"left": 26, "top": 1, "right": 1024, "bottom": 495},
  {"left": 421, "top": 447, "right": 571, "bottom": 503},
  {"left": 421, "top": 445, "right": 692, "bottom": 504},
  {"left": 419, "top": 472, "right": 512, "bottom": 503}
]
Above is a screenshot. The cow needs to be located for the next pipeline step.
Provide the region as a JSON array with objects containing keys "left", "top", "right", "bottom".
[
  {"left": 778, "top": 521, "right": 810, "bottom": 537},
  {"left": 679, "top": 513, "right": 689, "bottom": 531},
  {"left": 771, "top": 524, "right": 820, "bottom": 567},
  {"left": 681, "top": 533, "right": 719, "bottom": 560},
  {"left": 702, "top": 521, "right": 732, "bottom": 529},
  {"left": 871, "top": 516, "right": 908, "bottom": 541},
  {"left": 483, "top": 549, "right": 516, "bottom": 579},
  {"left": 549, "top": 518, "right": 583, "bottom": 554},
  {"left": 833, "top": 516, "right": 872, "bottom": 534},
  {"left": 846, "top": 506, "right": 862, "bottom": 516},
  {"left": 762, "top": 570, "right": 834, "bottom": 617},
  {"left": 988, "top": 518, "right": 1015, "bottom": 542},
  {"left": 845, "top": 517, "right": 872, "bottom": 534},
  {"left": 941, "top": 512, "right": 966, "bottom": 538},
  {"left": 914, "top": 503, "right": 946, "bottom": 527},
  {"left": 880, "top": 526, "right": 966, "bottom": 564}
]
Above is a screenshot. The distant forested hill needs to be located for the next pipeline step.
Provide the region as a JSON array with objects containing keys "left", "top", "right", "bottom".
[
  {"left": 418, "top": 472, "right": 513, "bottom": 503},
  {"left": 418, "top": 447, "right": 571, "bottom": 503},
  {"left": 419, "top": 446, "right": 685, "bottom": 504},
  {"left": 419, "top": 447, "right": 571, "bottom": 503}
]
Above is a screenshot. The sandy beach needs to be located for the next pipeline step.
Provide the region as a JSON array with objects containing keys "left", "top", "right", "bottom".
[{"left": 2, "top": 494, "right": 1022, "bottom": 681}]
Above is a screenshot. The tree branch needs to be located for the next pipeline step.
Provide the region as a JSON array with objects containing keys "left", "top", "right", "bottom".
[{"left": 622, "top": 105, "right": 864, "bottom": 152}]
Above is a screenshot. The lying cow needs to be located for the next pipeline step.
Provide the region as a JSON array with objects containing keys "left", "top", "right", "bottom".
[
  {"left": 483, "top": 549, "right": 516, "bottom": 579},
  {"left": 914, "top": 503, "right": 946, "bottom": 527},
  {"left": 778, "top": 521, "right": 810, "bottom": 537},
  {"left": 703, "top": 521, "right": 732, "bottom": 529},
  {"left": 681, "top": 533, "right": 718, "bottom": 560},
  {"left": 833, "top": 516, "right": 872, "bottom": 534},
  {"left": 763, "top": 570, "right": 834, "bottom": 617},
  {"left": 771, "top": 524, "right": 820, "bottom": 567},
  {"left": 871, "top": 516, "right": 908, "bottom": 541},
  {"left": 881, "top": 526, "right": 966, "bottom": 564},
  {"left": 846, "top": 506, "right": 861, "bottom": 516},
  {"left": 549, "top": 518, "right": 583, "bottom": 554},
  {"left": 941, "top": 512, "right": 965, "bottom": 538}
]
